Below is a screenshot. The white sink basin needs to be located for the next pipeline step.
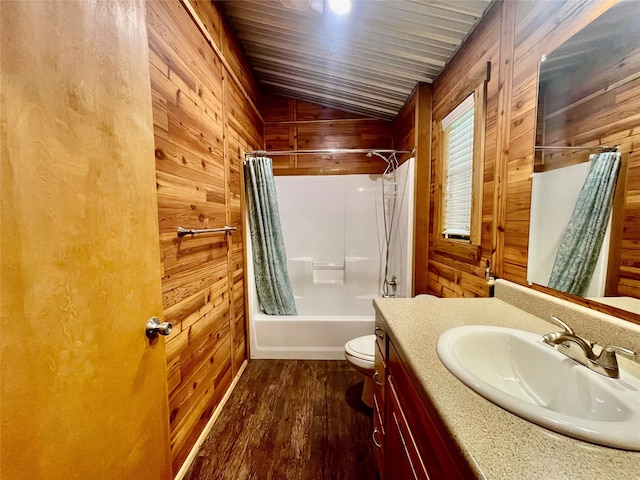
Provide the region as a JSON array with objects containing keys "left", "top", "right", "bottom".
[{"left": 437, "top": 325, "right": 640, "bottom": 450}]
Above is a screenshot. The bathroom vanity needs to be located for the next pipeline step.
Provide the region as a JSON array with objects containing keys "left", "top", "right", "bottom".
[{"left": 371, "top": 281, "right": 640, "bottom": 479}]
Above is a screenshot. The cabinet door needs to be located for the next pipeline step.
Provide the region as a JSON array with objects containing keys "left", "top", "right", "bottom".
[
  {"left": 388, "top": 341, "right": 470, "bottom": 479},
  {"left": 373, "top": 344, "right": 387, "bottom": 425},
  {"left": 373, "top": 394, "right": 385, "bottom": 478},
  {"left": 373, "top": 325, "right": 386, "bottom": 476},
  {"left": 386, "top": 381, "right": 430, "bottom": 480}
]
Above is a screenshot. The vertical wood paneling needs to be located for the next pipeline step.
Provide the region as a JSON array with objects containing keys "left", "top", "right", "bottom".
[
  {"left": 221, "top": 15, "right": 262, "bottom": 110},
  {"left": 424, "top": 2, "right": 502, "bottom": 298},
  {"left": 263, "top": 94, "right": 394, "bottom": 175},
  {"left": 188, "top": 0, "right": 223, "bottom": 51},
  {"left": 146, "top": 0, "right": 262, "bottom": 473},
  {"left": 413, "top": 85, "right": 433, "bottom": 296},
  {"left": 491, "top": 0, "right": 515, "bottom": 279},
  {"left": 393, "top": 91, "right": 417, "bottom": 154},
  {"left": 393, "top": 84, "right": 433, "bottom": 295}
]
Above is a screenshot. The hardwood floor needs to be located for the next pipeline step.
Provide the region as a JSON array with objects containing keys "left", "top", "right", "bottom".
[{"left": 183, "top": 360, "right": 376, "bottom": 480}]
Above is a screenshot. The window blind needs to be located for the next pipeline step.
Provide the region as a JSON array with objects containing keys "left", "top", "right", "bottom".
[{"left": 442, "top": 95, "right": 474, "bottom": 238}]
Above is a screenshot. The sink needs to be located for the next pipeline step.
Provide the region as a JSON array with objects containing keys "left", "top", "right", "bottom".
[{"left": 436, "top": 325, "right": 640, "bottom": 450}]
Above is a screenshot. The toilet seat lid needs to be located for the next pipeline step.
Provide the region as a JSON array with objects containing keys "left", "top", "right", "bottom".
[{"left": 345, "top": 334, "right": 375, "bottom": 360}]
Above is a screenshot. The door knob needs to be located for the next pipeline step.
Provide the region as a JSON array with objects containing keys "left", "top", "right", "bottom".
[{"left": 146, "top": 317, "right": 172, "bottom": 339}]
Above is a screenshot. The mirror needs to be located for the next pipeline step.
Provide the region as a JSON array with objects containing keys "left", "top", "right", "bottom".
[{"left": 529, "top": 0, "right": 640, "bottom": 320}]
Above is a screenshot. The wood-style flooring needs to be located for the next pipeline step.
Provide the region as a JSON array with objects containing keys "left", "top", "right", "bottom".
[{"left": 183, "top": 360, "right": 376, "bottom": 480}]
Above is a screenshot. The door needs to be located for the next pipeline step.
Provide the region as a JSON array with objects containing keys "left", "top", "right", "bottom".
[{"left": 1, "top": 1, "right": 172, "bottom": 479}]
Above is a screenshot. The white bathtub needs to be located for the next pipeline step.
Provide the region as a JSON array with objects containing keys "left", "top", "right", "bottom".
[
  {"left": 248, "top": 263, "right": 377, "bottom": 359},
  {"left": 246, "top": 237, "right": 376, "bottom": 359},
  {"left": 250, "top": 312, "right": 374, "bottom": 360}
]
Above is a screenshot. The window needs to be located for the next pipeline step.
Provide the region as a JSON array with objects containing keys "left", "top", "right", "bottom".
[
  {"left": 441, "top": 94, "right": 475, "bottom": 239},
  {"left": 435, "top": 74, "right": 487, "bottom": 249}
]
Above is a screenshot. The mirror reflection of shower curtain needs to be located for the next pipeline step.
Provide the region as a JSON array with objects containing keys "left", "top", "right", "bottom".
[
  {"left": 245, "top": 157, "right": 297, "bottom": 315},
  {"left": 548, "top": 152, "right": 621, "bottom": 296}
]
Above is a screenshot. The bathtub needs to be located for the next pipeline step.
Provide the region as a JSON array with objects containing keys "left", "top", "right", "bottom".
[
  {"left": 250, "top": 312, "right": 375, "bottom": 360},
  {"left": 247, "top": 253, "right": 377, "bottom": 359}
]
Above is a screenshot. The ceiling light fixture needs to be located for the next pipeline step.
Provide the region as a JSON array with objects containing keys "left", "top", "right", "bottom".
[{"left": 328, "top": 0, "right": 351, "bottom": 15}]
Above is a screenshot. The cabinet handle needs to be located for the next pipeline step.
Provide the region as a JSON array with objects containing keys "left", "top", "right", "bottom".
[
  {"left": 375, "top": 326, "right": 385, "bottom": 339},
  {"left": 373, "top": 371, "right": 383, "bottom": 387},
  {"left": 372, "top": 428, "right": 383, "bottom": 448}
]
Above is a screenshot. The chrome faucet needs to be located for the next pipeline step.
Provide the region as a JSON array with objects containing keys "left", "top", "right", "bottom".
[{"left": 542, "top": 316, "right": 636, "bottom": 379}]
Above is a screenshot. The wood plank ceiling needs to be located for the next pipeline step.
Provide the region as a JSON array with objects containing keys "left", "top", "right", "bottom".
[{"left": 217, "top": 0, "right": 494, "bottom": 120}]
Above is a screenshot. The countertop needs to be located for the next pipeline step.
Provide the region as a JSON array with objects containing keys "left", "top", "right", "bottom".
[
  {"left": 590, "top": 297, "right": 640, "bottom": 315},
  {"left": 373, "top": 297, "right": 640, "bottom": 480}
]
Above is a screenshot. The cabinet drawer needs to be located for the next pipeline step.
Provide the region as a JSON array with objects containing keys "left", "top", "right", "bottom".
[
  {"left": 388, "top": 341, "right": 469, "bottom": 480},
  {"left": 373, "top": 387, "right": 384, "bottom": 435},
  {"left": 387, "top": 379, "right": 429, "bottom": 480},
  {"left": 372, "top": 392, "right": 385, "bottom": 477},
  {"left": 374, "top": 319, "right": 386, "bottom": 353},
  {"left": 374, "top": 340, "right": 386, "bottom": 403}
]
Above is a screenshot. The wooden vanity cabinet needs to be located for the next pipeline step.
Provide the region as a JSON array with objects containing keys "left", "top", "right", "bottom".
[
  {"left": 374, "top": 316, "right": 472, "bottom": 480},
  {"left": 372, "top": 321, "right": 387, "bottom": 476},
  {"left": 387, "top": 379, "right": 429, "bottom": 479}
]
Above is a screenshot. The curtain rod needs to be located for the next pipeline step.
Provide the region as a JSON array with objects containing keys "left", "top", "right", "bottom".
[
  {"left": 534, "top": 145, "right": 618, "bottom": 152},
  {"left": 244, "top": 148, "right": 414, "bottom": 157}
]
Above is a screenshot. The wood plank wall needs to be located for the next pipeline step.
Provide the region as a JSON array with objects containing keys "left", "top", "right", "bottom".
[
  {"left": 393, "top": 0, "right": 637, "bottom": 300},
  {"left": 425, "top": 3, "right": 503, "bottom": 298},
  {"left": 263, "top": 94, "right": 394, "bottom": 175},
  {"left": 146, "top": 0, "right": 263, "bottom": 472},
  {"left": 393, "top": 84, "right": 433, "bottom": 295}
]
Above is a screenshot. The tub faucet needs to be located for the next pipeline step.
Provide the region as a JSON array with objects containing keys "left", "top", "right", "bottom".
[
  {"left": 542, "top": 316, "right": 636, "bottom": 379},
  {"left": 382, "top": 275, "right": 398, "bottom": 298}
]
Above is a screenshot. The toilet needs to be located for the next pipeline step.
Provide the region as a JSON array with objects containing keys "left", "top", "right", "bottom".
[
  {"left": 345, "top": 295, "right": 437, "bottom": 408},
  {"left": 344, "top": 334, "right": 376, "bottom": 408}
]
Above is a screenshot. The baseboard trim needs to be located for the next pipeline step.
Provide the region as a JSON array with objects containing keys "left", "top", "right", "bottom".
[{"left": 173, "top": 359, "right": 249, "bottom": 480}]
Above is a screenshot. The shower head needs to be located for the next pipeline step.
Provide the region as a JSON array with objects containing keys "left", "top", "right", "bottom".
[{"left": 368, "top": 151, "right": 388, "bottom": 161}]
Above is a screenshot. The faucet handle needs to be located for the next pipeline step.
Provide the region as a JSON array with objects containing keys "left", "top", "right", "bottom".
[
  {"left": 597, "top": 345, "right": 637, "bottom": 369},
  {"left": 548, "top": 315, "right": 574, "bottom": 335}
]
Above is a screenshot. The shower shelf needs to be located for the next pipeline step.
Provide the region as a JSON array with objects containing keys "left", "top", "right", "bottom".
[
  {"left": 313, "top": 261, "right": 345, "bottom": 284},
  {"left": 313, "top": 262, "right": 345, "bottom": 270}
]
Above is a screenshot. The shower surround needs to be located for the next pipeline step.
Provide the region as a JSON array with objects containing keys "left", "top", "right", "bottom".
[{"left": 248, "top": 162, "right": 415, "bottom": 359}]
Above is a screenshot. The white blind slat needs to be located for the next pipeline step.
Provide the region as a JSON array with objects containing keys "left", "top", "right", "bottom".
[
  {"left": 442, "top": 95, "right": 475, "bottom": 129},
  {"left": 442, "top": 94, "right": 475, "bottom": 238}
]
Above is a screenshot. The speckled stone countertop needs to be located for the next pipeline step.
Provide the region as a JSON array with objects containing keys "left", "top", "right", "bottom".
[{"left": 373, "top": 296, "right": 640, "bottom": 480}]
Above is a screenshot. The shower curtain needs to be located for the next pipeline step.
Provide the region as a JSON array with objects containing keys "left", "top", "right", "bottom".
[
  {"left": 548, "top": 152, "right": 621, "bottom": 296},
  {"left": 245, "top": 157, "right": 297, "bottom": 315}
]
